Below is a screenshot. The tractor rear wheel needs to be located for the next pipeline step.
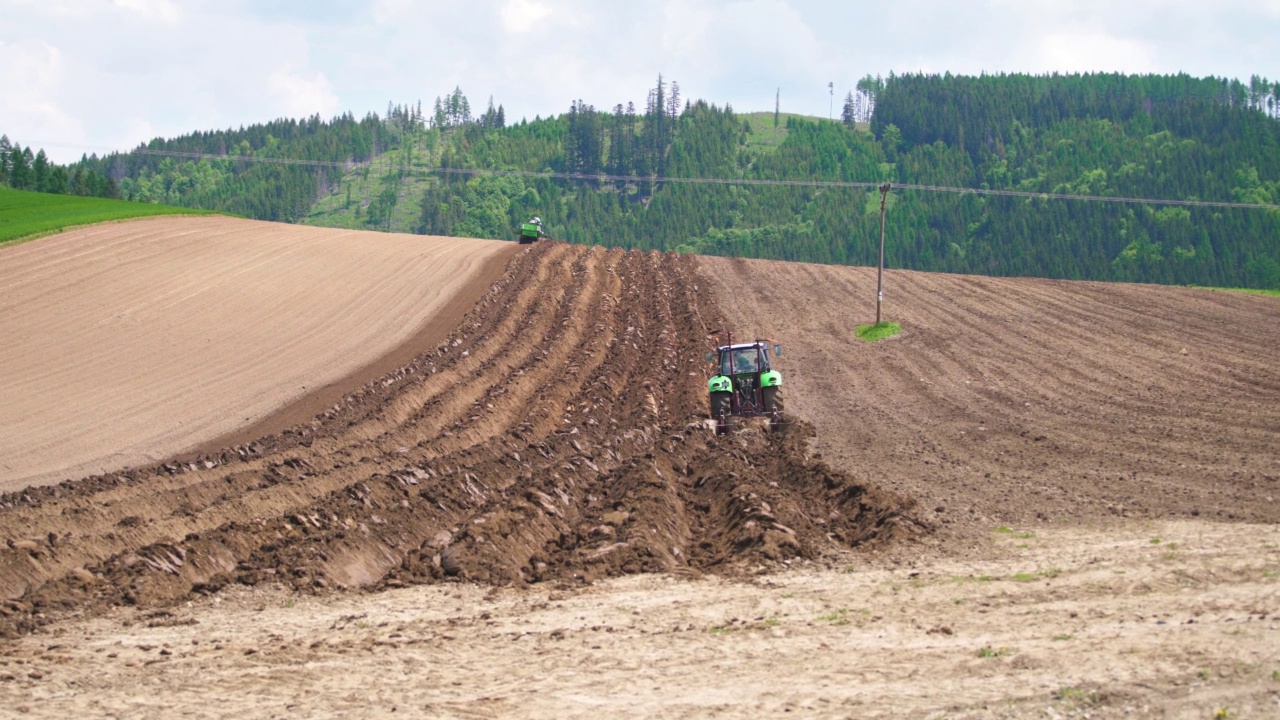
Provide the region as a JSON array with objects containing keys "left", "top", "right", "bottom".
[
  {"left": 762, "top": 387, "right": 783, "bottom": 431},
  {"left": 710, "top": 391, "right": 732, "bottom": 435}
]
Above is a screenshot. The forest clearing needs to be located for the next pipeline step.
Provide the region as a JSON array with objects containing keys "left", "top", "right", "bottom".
[{"left": 0, "top": 218, "right": 1276, "bottom": 716}]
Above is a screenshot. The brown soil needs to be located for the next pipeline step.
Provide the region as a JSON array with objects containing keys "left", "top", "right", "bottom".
[
  {"left": 3, "top": 520, "right": 1276, "bottom": 719},
  {"left": 700, "top": 256, "right": 1280, "bottom": 550},
  {"left": 0, "top": 217, "right": 511, "bottom": 489},
  {"left": 0, "top": 243, "right": 914, "bottom": 636},
  {"left": 4, "top": 237, "right": 1279, "bottom": 717},
  {"left": 188, "top": 244, "right": 516, "bottom": 453}
]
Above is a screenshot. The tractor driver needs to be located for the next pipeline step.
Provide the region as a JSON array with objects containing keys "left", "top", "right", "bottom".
[{"left": 733, "top": 348, "right": 758, "bottom": 373}]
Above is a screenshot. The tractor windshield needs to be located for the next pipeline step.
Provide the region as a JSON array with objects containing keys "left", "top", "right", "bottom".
[{"left": 721, "top": 347, "right": 761, "bottom": 375}]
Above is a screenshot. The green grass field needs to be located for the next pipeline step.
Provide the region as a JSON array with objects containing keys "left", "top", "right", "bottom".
[{"left": 0, "top": 187, "right": 214, "bottom": 247}]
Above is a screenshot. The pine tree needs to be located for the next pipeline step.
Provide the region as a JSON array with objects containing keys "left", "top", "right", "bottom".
[
  {"left": 432, "top": 98, "right": 446, "bottom": 129},
  {"left": 483, "top": 95, "right": 497, "bottom": 128},
  {"left": 460, "top": 94, "right": 472, "bottom": 126},
  {"left": 32, "top": 149, "right": 50, "bottom": 192},
  {"left": 9, "top": 145, "right": 30, "bottom": 190},
  {"left": 841, "top": 91, "right": 856, "bottom": 127},
  {"left": 856, "top": 74, "right": 881, "bottom": 121},
  {"left": 0, "top": 135, "right": 10, "bottom": 185}
]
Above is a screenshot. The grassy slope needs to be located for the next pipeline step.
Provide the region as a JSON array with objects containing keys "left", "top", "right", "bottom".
[
  {"left": 738, "top": 112, "right": 869, "bottom": 150},
  {"left": 304, "top": 137, "right": 436, "bottom": 234},
  {"left": 0, "top": 188, "right": 215, "bottom": 247}
]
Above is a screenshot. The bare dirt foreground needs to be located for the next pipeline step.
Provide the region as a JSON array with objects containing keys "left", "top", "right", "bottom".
[
  {"left": 2, "top": 521, "right": 1276, "bottom": 719},
  {"left": 2, "top": 242, "right": 1279, "bottom": 718},
  {"left": 0, "top": 217, "right": 511, "bottom": 489}
]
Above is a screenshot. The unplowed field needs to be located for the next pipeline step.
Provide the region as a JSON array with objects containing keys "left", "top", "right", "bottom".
[
  {"left": 703, "top": 256, "right": 1280, "bottom": 546},
  {"left": 0, "top": 217, "right": 511, "bottom": 489}
]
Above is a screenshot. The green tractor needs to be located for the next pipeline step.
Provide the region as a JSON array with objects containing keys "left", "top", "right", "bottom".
[
  {"left": 518, "top": 216, "right": 550, "bottom": 244},
  {"left": 706, "top": 334, "right": 784, "bottom": 435}
]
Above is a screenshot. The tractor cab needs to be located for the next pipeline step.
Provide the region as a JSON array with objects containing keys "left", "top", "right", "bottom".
[
  {"left": 705, "top": 338, "right": 784, "bottom": 434},
  {"left": 715, "top": 343, "right": 775, "bottom": 377}
]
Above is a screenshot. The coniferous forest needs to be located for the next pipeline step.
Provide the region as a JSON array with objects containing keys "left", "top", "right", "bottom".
[
  {"left": 25, "top": 73, "right": 1280, "bottom": 289},
  {"left": 0, "top": 135, "right": 119, "bottom": 199}
]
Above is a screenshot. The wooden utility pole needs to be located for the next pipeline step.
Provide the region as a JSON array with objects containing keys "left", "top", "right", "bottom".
[{"left": 876, "top": 182, "right": 891, "bottom": 325}]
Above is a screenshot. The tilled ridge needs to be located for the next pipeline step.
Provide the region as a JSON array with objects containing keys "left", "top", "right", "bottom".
[{"left": 0, "top": 243, "right": 917, "bottom": 636}]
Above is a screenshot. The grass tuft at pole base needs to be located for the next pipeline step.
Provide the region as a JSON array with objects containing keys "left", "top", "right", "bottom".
[{"left": 855, "top": 321, "right": 901, "bottom": 342}]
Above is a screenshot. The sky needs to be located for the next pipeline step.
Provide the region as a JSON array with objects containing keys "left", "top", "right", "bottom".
[{"left": 3, "top": 0, "right": 1279, "bottom": 163}]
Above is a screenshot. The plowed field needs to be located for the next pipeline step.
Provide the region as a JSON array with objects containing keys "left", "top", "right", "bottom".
[
  {"left": 0, "top": 242, "right": 911, "bottom": 636},
  {"left": 3, "top": 234, "right": 1279, "bottom": 718},
  {"left": 0, "top": 217, "right": 511, "bottom": 489}
]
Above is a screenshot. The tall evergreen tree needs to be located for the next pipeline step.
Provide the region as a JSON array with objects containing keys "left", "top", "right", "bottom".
[
  {"left": 32, "top": 149, "right": 50, "bottom": 192},
  {"left": 0, "top": 135, "right": 10, "bottom": 185},
  {"left": 841, "top": 91, "right": 857, "bottom": 126},
  {"left": 9, "top": 146, "right": 31, "bottom": 190}
]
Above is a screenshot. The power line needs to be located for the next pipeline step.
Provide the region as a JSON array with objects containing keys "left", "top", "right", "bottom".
[{"left": 67, "top": 146, "right": 1280, "bottom": 212}]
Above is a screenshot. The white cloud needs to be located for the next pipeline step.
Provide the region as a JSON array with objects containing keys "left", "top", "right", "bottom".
[
  {"left": 372, "top": 0, "right": 412, "bottom": 25},
  {"left": 112, "top": 0, "right": 180, "bottom": 23},
  {"left": 1034, "top": 31, "right": 1156, "bottom": 74},
  {"left": 500, "top": 0, "right": 553, "bottom": 34},
  {"left": 3, "top": 0, "right": 1279, "bottom": 162},
  {"left": 659, "top": 1, "right": 715, "bottom": 65},
  {"left": 5, "top": 0, "right": 179, "bottom": 22},
  {"left": 0, "top": 38, "right": 62, "bottom": 87},
  {"left": 4, "top": 0, "right": 99, "bottom": 19},
  {"left": 266, "top": 68, "right": 342, "bottom": 119},
  {"left": 0, "top": 39, "right": 83, "bottom": 147}
]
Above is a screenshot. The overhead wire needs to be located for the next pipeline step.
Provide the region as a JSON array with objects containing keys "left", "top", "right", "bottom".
[
  {"left": 24, "top": 142, "right": 1280, "bottom": 212},
  {"left": 124, "top": 148, "right": 1280, "bottom": 212}
]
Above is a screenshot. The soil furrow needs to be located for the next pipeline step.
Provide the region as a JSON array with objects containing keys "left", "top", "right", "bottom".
[{"left": 0, "top": 244, "right": 914, "bottom": 636}]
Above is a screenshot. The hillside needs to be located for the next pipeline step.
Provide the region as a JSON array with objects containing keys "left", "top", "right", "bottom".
[{"left": 70, "top": 73, "right": 1280, "bottom": 290}]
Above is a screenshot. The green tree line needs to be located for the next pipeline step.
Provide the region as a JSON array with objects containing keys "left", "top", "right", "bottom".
[
  {"left": 79, "top": 73, "right": 1280, "bottom": 290},
  {"left": 403, "top": 73, "right": 1280, "bottom": 289},
  {"left": 0, "top": 134, "right": 119, "bottom": 198}
]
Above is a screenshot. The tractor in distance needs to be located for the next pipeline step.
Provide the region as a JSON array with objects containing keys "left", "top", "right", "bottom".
[
  {"left": 706, "top": 333, "right": 784, "bottom": 435},
  {"left": 518, "top": 216, "right": 551, "bottom": 244}
]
